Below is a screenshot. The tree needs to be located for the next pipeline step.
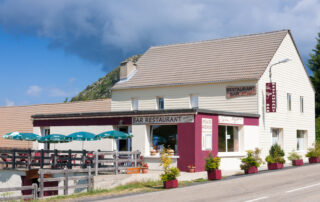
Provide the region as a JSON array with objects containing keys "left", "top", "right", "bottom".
[{"left": 309, "top": 33, "right": 320, "bottom": 118}]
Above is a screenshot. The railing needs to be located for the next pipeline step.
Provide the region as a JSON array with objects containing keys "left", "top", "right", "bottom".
[
  {"left": 0, "top": 184, "right": 38, "bottom": 201},
  {"left": 0, "top": 149, "right": 141, "bottom": 172},
  {"left": 38, "top": 168, "right": 93, "bottom": 198}
]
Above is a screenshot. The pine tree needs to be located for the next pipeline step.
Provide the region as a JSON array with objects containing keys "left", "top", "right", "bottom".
[{"left": 309, "top": 33, "right": 320, "bottom": 117}]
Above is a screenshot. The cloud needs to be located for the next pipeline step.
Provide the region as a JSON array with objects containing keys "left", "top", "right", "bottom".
[
  {"left": 49, "top": 88, "right": 78, "bottom": 98},
  {"left": 5, "top": 98, "right": 14, "bottom": 106},
  {"left": 27, "top": 85, "right": 42, "bottom": 96},
  {"left": 0, "top": 0, "right": 319, "bottom": 71}
]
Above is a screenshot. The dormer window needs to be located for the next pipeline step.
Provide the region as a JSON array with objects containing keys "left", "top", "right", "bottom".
[
  {"left": 157, "top": 97, "right": 164, "bottom": 110},
  {"left": 190, "top": 95, "right": 198, "bottom": 108},
  {"left": 131, "top": 98, "right": 138, "bottom": 111}
]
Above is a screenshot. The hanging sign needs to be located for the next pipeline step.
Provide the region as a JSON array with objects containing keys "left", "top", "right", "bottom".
[
  {"left": 202, "top": 118, "right": 212, "bottom": 150},
  {"left": 266, "top": 82, "right": 277, "bottom": 113},
  {"left": 132, "top": 115, "right": 194, "bottom": 125},
  {"left": 226, "top": 86, "right": 256, "bottom": 98}
]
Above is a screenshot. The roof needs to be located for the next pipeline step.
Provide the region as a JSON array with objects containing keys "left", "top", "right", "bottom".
[
  {"left": 113, "top": 30, "right": 289, "bottom": 90},
  {"left": 31, "top": 108, "right": 260, "bottom": 120}
]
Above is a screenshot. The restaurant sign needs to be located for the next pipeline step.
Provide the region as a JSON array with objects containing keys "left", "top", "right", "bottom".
[
  {"left": 266, "top": 82, "right": 277, "bottom": 113},
  {"left": 219, "top": 116, "right": 244, "bottom": 125},
  {"left": 132, "top": 115, "right": 194, "bottom": 125},
  {"left": 226, "top": 86, "right": 256, "bottom": 99}
]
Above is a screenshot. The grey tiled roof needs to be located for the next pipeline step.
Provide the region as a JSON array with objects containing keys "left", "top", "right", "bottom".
[{"left": 113, "top": 30, "right": 288, "bottom": 89}]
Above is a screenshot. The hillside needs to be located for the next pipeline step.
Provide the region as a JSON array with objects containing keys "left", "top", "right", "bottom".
[{"left": 70, "top": 54, "right": 142, "bottom": 102}]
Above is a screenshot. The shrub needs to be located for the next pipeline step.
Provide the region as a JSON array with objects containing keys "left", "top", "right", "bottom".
[
  {"left": 306, "top": 142, "right": 320, "bottom": 158},
  {"left": 288, "top": 150, "right": 302, "bottom": 161},
  {"left": 240, "top": 148, "right": 263, "bottom": 171},
  {"left": 160, "top": 149, "right": 180, "bottom": 182},
  {"left": 205, "top": 153, "right": 221, "bottom": 171},
  {"left": 265, "top": 144, "right": 285, "bottom": 164}
]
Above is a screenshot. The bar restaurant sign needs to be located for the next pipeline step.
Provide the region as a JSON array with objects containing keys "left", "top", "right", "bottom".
[
  {"left": 132, "top": 115, "right": 194, "bottom": 125},
  {"left": 266, "top": 82, "right": 277, "bottom": 113},
  {"left": 226, "top": 86, "right": 256, "bottom": 98}
]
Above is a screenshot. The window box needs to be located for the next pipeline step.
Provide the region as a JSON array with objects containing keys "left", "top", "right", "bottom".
[
  {"left": 292, "top": 159, "right": 304, "bottom": 166},
  {"left": 207, "top": 169, "right": 222, "bottom": 180},
  {"left": 267, "top": 163, "right": 283, "bottom": 170},
  {"left": 163, "top": 179, "right": 178, "bottom": 189},
  {"left": 245, "top": 166, "right": 258, "bottom": 174},
  {"left": 308, "top": 157, "right": 320, "bottom": 164}
]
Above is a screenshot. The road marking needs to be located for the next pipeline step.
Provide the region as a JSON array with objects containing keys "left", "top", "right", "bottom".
[
  {"left": 286, "top": 183, "right": 320, "bottom": 193},
  {"left": 244, "top": 196, "right": 269, "bottom": 202}
]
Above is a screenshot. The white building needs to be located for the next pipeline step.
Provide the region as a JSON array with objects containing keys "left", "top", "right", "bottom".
[{"left": 32, "top": 29, "right": 315, "bottom": 171}]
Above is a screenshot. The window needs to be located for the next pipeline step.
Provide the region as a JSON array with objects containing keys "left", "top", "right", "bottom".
[
  {"left": 297, "top": 130, "right": 307, "bottom": 151},
  {"left": 272, "top": 128, "right": 283, "bottom": 146},
  {"left": 287, "top": 93, "right": 292, "bottom": 111},
  {"left": 151, "top": 125, "right": 177, "bottom": 154},
  {"left": 300, "top": 96, "right": 304, "bottom": 113},
  {"left": 116, "top": 126, "right": 132, "bottom": 151},
  {"left": 131, "top": 98, "right": 138, "bottom": 111},
  {"left": 190, "top": 95, "right": 199, "bottom": 108},
  {"left": 157, "top": 97, "right": 164, "bottom": 110},
  {"left": 218, "top": 125, "right": 239, "bottom": 152}
]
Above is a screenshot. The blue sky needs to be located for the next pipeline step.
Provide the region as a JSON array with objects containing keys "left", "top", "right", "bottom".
[{"left": 0, "top": 0, "right": 319, "bottom": 106}]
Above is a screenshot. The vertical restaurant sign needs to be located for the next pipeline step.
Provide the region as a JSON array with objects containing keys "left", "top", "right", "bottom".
[
  {"left": 202, "top": 118, "right": 212, "bottom": 151},
  {"left": 266, "top": 82, "right": 276, "bottom": 113}
]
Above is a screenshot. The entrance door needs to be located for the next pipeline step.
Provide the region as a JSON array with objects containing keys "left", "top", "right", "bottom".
[
  {"left": 41, "top": 128, "right": 50, "bottom": 150},
  {"left": 116, "top": 126, "right": 132, "bottom": 151}
]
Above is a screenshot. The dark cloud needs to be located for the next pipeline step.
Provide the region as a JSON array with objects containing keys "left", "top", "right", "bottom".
[{"left": 0, "top": 0, "right": 319, "bottom": 71}]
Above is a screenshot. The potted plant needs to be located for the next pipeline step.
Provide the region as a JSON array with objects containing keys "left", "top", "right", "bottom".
[
  {"left": 141, "top": 162, "right": 149, "bottom": 173},
  {"left": 288, "top": 150, "right": 303, "bottom": 166},
  {"left": 167, "top": 148, "right": 174, "bottom": 156},
  {"left": 265, "top": 144, "right": 285, "bottom": 170},
  {"left": 306, "top": 143, "right": 320, "bottom": 163},
  {"left": 240, "top": 148, "right": 262, "bottom": 174},
  {"left": 205, "top": 153, "right": 221, "bottom": 180},
  {"left": 160, "top": 149, "right": 180, "bottom": 188},
  {"left": 187, "top": 164, "right": 195, "bottom": 173},
  {"left": 150, "top": 148, "right": 157, "bottom": 156}
]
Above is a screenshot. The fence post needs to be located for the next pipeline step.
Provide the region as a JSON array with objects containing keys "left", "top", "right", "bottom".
[
  {"left": 12, "top": 149, "right": 16, "bottom": 169},
  {"left": 40, "top": 149, "right": 44, "bottom": 169},
  {"left": 39, "top": 170, "right": 44, "bottom": 198},
  {"left": 82, "top": 150, "right": 86, "bottom": 168},
  {"left": 67, "top": 150, "right": 72, "bottom": 169},
  {"left": 115, "top": 150, "right": 118, "bottom": 175},
  {"left": 88, "top": 167, "right": 92, "bottom": 192},
  {"left": 32, "top": 183, "right": 38, "bottom": 200},
  {"left": 134, "top": 151, "right": 137, "bottom": 167},
  {"left": 28, "top": 149, "right": 32, "bottom": 169},
  {"left": 53, "top": 149, "right": 57, "bottom": 169},
  {"left": 94, "top": 151, "right": 99, "bottom": 176},
  {"left": 64, "top": 170, "right": 69, "bottom": 195}
]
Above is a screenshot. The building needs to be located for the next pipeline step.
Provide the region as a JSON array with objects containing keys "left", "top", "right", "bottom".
[
  {"left": 31, "top": 30, "right": 315, "bottom": 171},
  {"left": 0, "top": 99, "right": 110, "bottom": 149}
]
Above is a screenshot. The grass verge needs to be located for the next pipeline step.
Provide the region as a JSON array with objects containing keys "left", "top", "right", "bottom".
[{"left": 33, "top": 178, "right": 207, "bottom": 202}]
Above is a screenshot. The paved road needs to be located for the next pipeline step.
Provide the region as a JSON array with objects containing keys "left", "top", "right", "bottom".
[{"left": 83, "top": 164, "right": 320, "bottom": 202}]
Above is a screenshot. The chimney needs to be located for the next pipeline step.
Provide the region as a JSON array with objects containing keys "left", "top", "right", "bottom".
[{"left": 120, "top": 61, "right": 136, "bottom": 80}]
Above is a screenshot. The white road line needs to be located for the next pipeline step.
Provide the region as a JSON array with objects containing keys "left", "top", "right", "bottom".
[
  {"left": 286, "top": 183, "right": 320, "bottom": 193},
  {"left": 244, "top": 196, "right": 269, "bottom": 202}
]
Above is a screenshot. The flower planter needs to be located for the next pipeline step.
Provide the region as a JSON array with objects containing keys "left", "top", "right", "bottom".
[
  {"left": 207, "top": 169, "right": 222, "bottom": 180},
  {"left": 141, "top": 167, "right": 148, "bottom": 174},
  {"left": 245, "top": 166, "right": 258, "bottom": 174},
  {"left": 267, "top": 163, "right": 284, "bottom": 170},
  {"left": 308, "top": 157, "right": 320, "bottom": 164},
  {"left": 188, "top": 168, "right": 195, "bottom": 173},
  {"left": 292, "top": 159, "right": 304, "bottom": 166},
  {"left": 163, "top": 179, "right": 178, "bottom": 189}
]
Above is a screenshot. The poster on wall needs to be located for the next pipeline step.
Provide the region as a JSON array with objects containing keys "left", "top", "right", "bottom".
[
  {"left": 202, "top": 118, "right": 212, "bottom": 151},
  {"left": 226, "top": 86, "right": 256, "bottom": 98},
  {"left": 266, "top": 82, "right": 277, "bottom": 113}
]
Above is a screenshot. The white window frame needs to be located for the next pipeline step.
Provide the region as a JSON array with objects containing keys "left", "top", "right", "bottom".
[
  {"left": 287, "top": 93, "right": 292, "bottom": 111},
  {"left": 202, "top": 118, "right": 212, "bottom": 151},
  {"left": 218, "top": 125, "right": 240, "bottom": 153},
  {"left": 271, "top": 128, "right": 283, "bottom": 147},
  {"left": 157, "top": 97, "right": 164, "bottom": 110},
  {"left": 297, "top": 130, "right": 307, "bottom": 151},
  {"left": 190, "top": 95, "right": 199, "bottom": 109},
  {"left": 300, "top": 96, "right": 304, "bottom": 113},
  {"left": 131, "top": 98, "right": 138, "bottom": 111}
]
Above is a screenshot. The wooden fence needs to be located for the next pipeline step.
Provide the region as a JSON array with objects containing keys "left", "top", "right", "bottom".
[
  {"left": 0, "top": 149, "right": 141, "bottom": 172},
  {"left": 0, "top": 184, "right": 38, "bottom": 201},
  {"left": 38, "top": 168, "right": 93, "bottom": 198}
]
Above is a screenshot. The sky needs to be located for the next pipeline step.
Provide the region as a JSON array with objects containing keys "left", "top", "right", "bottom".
[{"left": 0, "top": 0, "right": 319, "bottom": 107}]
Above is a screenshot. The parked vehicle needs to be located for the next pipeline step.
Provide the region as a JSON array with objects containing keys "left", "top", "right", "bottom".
[
  {"left": 240, "top": 148, "right": 262, "bottom": 174},
  {"left": 205, "top": 153, "right": 221, "bottom": 180},
  {"left": 265, "top": 144, "right": 285, "bottom": 170}
]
